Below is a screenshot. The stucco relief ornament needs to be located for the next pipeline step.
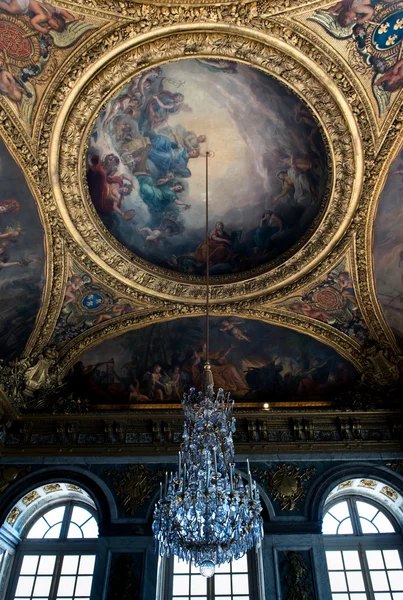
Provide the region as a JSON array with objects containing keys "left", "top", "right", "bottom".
[
  {"left": 253, "top": 464, "right": 316, "bottom": 511},
  {"left": 106, "top": 465, "right": 162, "bottom": 515},
  {"left": 361, "top": 341, "right": 402, "bottom": 387}
]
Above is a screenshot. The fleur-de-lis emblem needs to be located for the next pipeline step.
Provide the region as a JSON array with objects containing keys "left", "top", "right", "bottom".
[
  {"left": 96, "top": 298, "right": 102, "bottom": 304},
  {"left": 394, "top": 18, "right": 403, "bottom": 31},
  {"left": 87, "top": 301, "right": 94, "bottom": 307},
  {"left": 378, "top": 22, "right": 390, "bottom": 35},
  {"left": 386, "top": 34, "right": 398, "bottom": 46},
  {"left": 88, "top": 294, "right": 94, "bottom": 300}
]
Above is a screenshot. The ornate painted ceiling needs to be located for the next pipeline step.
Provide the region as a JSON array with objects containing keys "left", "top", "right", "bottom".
[{"left": 0, "top": 0, "right": 403, "bottom": 446}]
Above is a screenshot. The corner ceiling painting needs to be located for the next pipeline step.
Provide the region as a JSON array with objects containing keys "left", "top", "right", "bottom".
[
  {"left": 0, "top": 138, "right": 44, "bottom": 360},
  {"left": 87, "top": 59, "right": 328, "bottom": 276},
  {"left": 374, "top": 146, "right": 403, "bottom": 349},
  {"left": 65, "top": 318, "right": 357, "bottom": 409}
]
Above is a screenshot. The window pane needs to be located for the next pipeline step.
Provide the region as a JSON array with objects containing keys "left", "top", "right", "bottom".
[
  {"left": 61, "top": 556, "right": 79, "bottom": 575},
  {"left": 327, "top": 551, "right": 343, "bottom": 570},
  {"left": 232, "top": 555, "right": 248, "bottom": 572},
  {"left": 389, "top": 572, "right": 403, "bottom": 592},
  {"left": 370, "top": 571, "right": 390, "bottom": 592},
  {"left": 80, "top": 518, "right": 98, "bottom": 539},
  {"left": 26, "top": 518, "right": 49, "bottom": 539},
  {"left": 32, "top": 576, "right": 52, "bottom": 597},
  {"left": 356, "top": 502, "right": 378, "bottom": 521},
  {"left": 44, "top": 523, "right": 62, "bottom": 539},
  {"left": 330, "top": 502, "right": 350, "bottom": 522},
  {"left": 43, "top": 507, "right": 65, "bottom": 527},
  {"left": 74, "top": 576, "right": 92, "bottom": 596},
  {"left": 343, "top": 551, "right": 360, "bottom": 570},
  {"left": 338, "top": 519, "right": 354, "bottom": 535},
  {"left": 16, "top": 576, "right": 35, "bottom": 596},
  {"left": 373, "top": 513, "right": 395, "bottom": 534},
  {"left": 173, "top": 557, "right": 189, "bottom": 574},
  {"left": 67, "top": 523, "right": 83, "bottom": 539},
  {"left": 215, "top": 574, "right": 231, "bottom": 594},
  {"left": 346, "top": 571, "right": 365, "bottom": 592},
  {"left": 375, "top": 595, "right": 392, "bottom": 600},
  {"left": 393, "top": 594, "right": 403, "bottom": 600},
  {"left": 78, "top": 556, "right": 96, "bottom": 575},
  {"left": 367, "top": 551, "right": 384, "bottom": 569},
  {"left": 70, "top": 507, "right": 92, "bottom": 527},
  {"left": 190, "top": 575, "right": 207, "bottom": 595},
  {"left": 38, "top": 556, "right": 56, "bottom": 575},
  {"left": 384, "top": 551, "right": 402, "bottom": 570},
  {"left": 173, "top": 576, "right": 189, "bottom": 595},
  {"left": 332, "top": 595, "right": 349, "bottom": 600},
  {"left": 360, "top": 519, "right": 378, "bottom": 534},
  {"left": 323, "top": 513, "right": 339, "bottom": 534},
  {"left": 20, "top": 556, "right": 39, "bottom": 575},
  {"left": 329, "top": 572, "right": 348, "bottom": 592},
  {"left": 57, "top": 576, "right": 76, "bottom": 596},
  {"left": 232, "top": 573, "right": 249, "bottom": 594}
]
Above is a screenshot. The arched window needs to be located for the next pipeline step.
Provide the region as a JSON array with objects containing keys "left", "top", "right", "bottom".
[
  {"left": 323, "top": 478, "right": 403, "bottom": 600},
  {"left": 1, "top": 483, "right": 99, "bottom": 600}
]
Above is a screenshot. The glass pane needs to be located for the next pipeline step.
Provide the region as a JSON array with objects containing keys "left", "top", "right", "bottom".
[
  {"left": 38, "top": 556, "right": 56, "bottom": 575},
  {"left": 375, "top": 595, "right": 392, "bottom": 600},
  {"left": 216, "top": 562, "right": 231, "bottom": 573},
  {"left": 329, "top": 572, "right": 348, "bottom": 592},
  {"left": 346, "top": 571, "right": 365, "bottom": 592},
  {"left": 16, "top": 576, "right": 35, "bottom": 596},
  {"left": 370, "top": 571, "right": 390, "bottom": 592},
  {"left": 332, "top": 595, "right": 349, "bottom": 600},
  {"left": 367, "top": 551, "right": 384, "bottom": 569},
  {"left": 330, "top": 501, "right": 350, "bottom": 521},
  {"left": 360, "top": 519, "right": 379, "bottom": 534},
  {"left": 67, "top": 523, "right": 82, "bottom": 539},
  {"left": 190, "top": 575, "right": 207, "bottom": 595},
  {"left": 327, "top": 551, "right": 343, "bottom": 570},
  {"left": 26, "top": 518, "right": 49, "bottom": 539},
  {"left": 78, "top": 556, "right": 96, "bottom": 575},
  {"left": 323, "top": 514, "right": 339, "bottom": 535},
  {"left": 173, "top": 576, "right": 189, "bottom": 595},
  {"left": 393, "top": 594, "right": 403, "bottom": 600},
  {"left": 43, "top": 507, "right": 65, "bottom": 527},
  {"left": 384, "top": 551, "right": 402, "bottom": 570},
  {"left": 373, "top": 513, "right": 395, "bottom": 534},
  {"left": 61, "top": 556, "right": 79, "bottom": 575},
  {"left": 232, "top": 555, "right": 248, "bottom": 572},
  {"left": 232, "top": 573, "right": 249, "bottom": 594},
  {"left": 350, "top": 596, "right": 368, "bottom": 600},
  {"left": 80, "top": 518, "right": 98, "bottom": 539},
  {"left": 173, "top": 557, "right": 189, "bottom": 574},
  {"left": 215, "top": 574, "right": 231, "bottom": 594},
  {"left": 70, "top": 507, "right": 92, "bottom": 527},
  {"left": 389, "top": 572, "right": 403, "bottom": 592},
  {"left": 44, "top": 523, "right": 62, "bottom": 539},
  {"left": 57, "top": 576, "right": 76, "bottom": 596},
  {"left": 74, "top": 576, "right": 92, "bottom": 596},
  {"left": 338, "top": 519, "right": 354, "bottom": 535},
  {"left": 343, "top": 551, "right": 360, "bottom": 570},
  {"left": 20, "top": 556, "right": 39, "bottom": 575},
  {"left": 32, "top": 576, "right": 52, "bottom": 597},
  {"left": 356, "top": 501, "right": 378, "bottom": 521}
]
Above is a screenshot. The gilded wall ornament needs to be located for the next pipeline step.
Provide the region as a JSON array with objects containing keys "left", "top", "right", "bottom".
[
  {"left": 381, "top": 485, "right": 398, "bottom": 501},
  {"left": 7, "top": 507, "right": 20, "bottom": 525},
  {"left": 253, "top": 463, "right": 316, "bottom": 511},
  {"left": 359, "top": 479, "right": 377, "bottom": 489},
  {"left": 106, "top": 465, "right": 162, "bottom": 515},
  {"left": 23, "top": 490, "right": 39, "bottom": 505}
]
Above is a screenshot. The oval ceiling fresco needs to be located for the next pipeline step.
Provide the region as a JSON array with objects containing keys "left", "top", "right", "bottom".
[
  {"left": 87, "top": 59, "right": 328, "bottom": 276},
  {"left": 374, "top": 146, "right": 403, "bottom": 350},
  {"left": 64, "top": 317, "right": 356, "bottom": 409}
]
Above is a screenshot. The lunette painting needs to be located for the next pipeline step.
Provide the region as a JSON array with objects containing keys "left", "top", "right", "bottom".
[
  {"left": 87, "top": 59, "right": 328, "bottom": 276},
  {"left": 65, "top": 317, "right": 357, "bottom": 408},
  {"left": 374, "top": 146, "right": 403, "bottom": 349},
  {"left": 0, "top": 138, "right": 45, "bottom": 360}
]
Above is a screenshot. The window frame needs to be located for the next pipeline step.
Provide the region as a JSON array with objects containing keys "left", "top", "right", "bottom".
[
  {"left": 323, "top": 494, "right": 403, "bottom": 600},
  {"left": 6, "top": 500, "right": 99, "bottom": 600}
]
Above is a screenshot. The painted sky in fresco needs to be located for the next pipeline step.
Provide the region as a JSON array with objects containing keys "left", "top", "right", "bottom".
[
  {"left": 66, "top": 317, "right": 356, "bottom": 408},
  {"left": 374, "top": 148, "right": 403, "bottom": 349},
  {"left": 87, "top": 59, "right": 327, "bottom": 276},
  {"left": 0, "top": 138, "right": 45, "bottom": 360}
]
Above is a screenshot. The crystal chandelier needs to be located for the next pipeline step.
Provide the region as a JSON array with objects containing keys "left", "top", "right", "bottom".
[{"left": 152, "top": 152, "right": 264, "bottom": 578}]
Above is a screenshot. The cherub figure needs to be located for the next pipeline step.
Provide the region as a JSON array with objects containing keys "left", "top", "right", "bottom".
[
  {"left": 137, "top": 216, "right": 182, "bottom": 248},
  {"left": 0, "top": 0, "right": 77, "bottom": 34},
  {"left": 376, "top": 58, "right": 403, "bottom": 93},
  {"left": 218, "top": 319, "right": 252, "bottom": 342},
  {"left": 0, "top": 68, "right": 25, "bottom": 103},
  {"left": 326, "top": 0, "right": 375, "bottom": 27},
  {"left": 63, "top": 274, "right": 91, "bottom": 307}
]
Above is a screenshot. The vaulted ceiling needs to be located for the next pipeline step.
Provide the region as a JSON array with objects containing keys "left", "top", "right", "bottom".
[{"left": 0, "top": 0, "right": 402, "bottom": 434}]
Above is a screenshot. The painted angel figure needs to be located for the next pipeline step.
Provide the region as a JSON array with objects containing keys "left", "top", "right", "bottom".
[
  {"left": 218, "top": 318, "right": 252, "bottom": 342},
  {"left": 0, "top": 0, "right": 77, "bottom": 33}
]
